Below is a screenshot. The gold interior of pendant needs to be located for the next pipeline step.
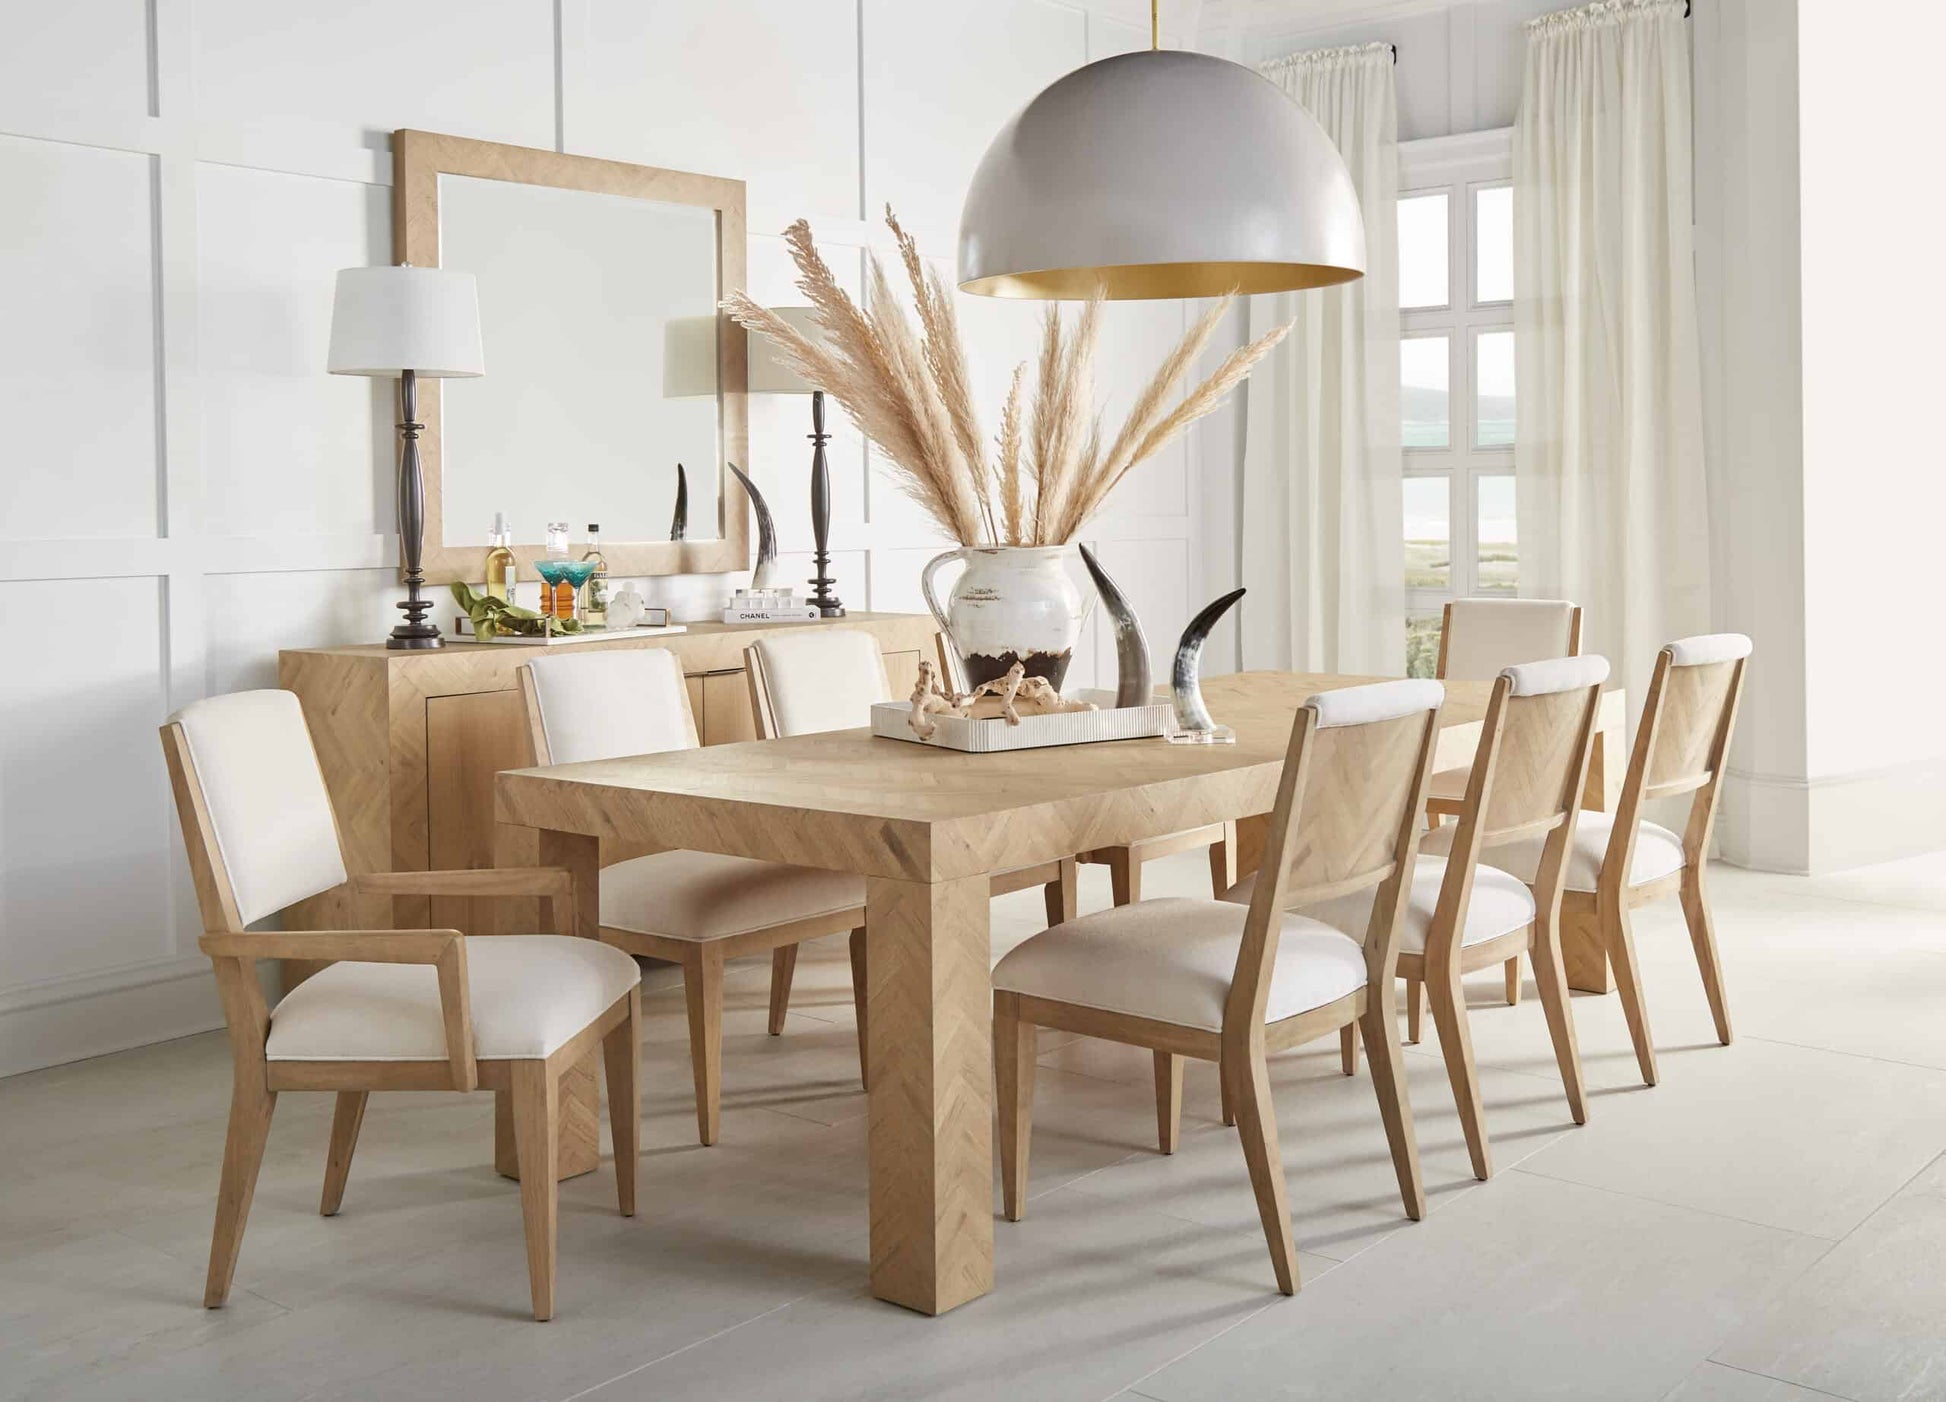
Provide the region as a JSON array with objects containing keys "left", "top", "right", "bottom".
[{"left": 959, "top": 260, "right": 1365, "bottom": 301}]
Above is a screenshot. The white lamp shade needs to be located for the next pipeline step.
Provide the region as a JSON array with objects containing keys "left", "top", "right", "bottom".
[
  {"left": 663, "top": 307, "right": 823, "bottom": 398},
  {"left": 959, "top": 49, "right": 1366, "bottom": 300},
  {"left": 327, "top": 265, "right": 485, "bottom": 377}
]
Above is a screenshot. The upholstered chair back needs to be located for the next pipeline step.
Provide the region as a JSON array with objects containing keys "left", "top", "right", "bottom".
[
  {"left": 1640, "top": 634, "right": 1752, "bottom": 798},
  {"left": 168, "top": 690, "right": 348, "bottom": 928},
  {"left": 1471, "top": 655, "right": 1611, "bottom": 842},
  {"left": 748, "top": 629, "right": 890, "bottom": 737},
  {"left": 1439, "top": 598, "right": 1581, "bottom": 680},
  {"left": 522, "top": 649, "right": 697, "bottom": 764}
]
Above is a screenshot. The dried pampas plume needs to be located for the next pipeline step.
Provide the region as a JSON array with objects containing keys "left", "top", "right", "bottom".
[{"left": 722, "top": 211, "right": 1293, "bottom": 546}]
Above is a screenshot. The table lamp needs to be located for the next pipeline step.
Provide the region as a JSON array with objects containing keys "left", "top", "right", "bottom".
[
  {"left": 328, "top": 264, "right": 485, "bottom": 649},
  {"left": 664, "top": 307, "right": 844, "bottom": 616}
]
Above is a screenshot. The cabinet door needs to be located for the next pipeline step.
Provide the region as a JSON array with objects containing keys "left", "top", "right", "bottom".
[
  {"left": 700, "top": 669, "right": 759, "bottom": 745},
  {"left": 426, "top": 690, "right": 538, "bottom": 932},
  {"left": 883, "top": 649, "right": 922, "bottom": 704}
]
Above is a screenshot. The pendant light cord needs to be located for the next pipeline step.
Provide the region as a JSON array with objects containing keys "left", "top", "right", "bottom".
[{"left": 1151, "top": 0, "right": 1159, "bottom": 50}]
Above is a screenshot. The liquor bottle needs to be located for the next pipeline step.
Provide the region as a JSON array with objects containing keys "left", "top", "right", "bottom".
[
  {"left": 543, "top": 521, "right": 572, "bottom": 619},
  {"left": 581, "top": 522, "right": 608, "bottom": 627},
  {"left": 484, "top": 512, "right": 516, "bottom": 602}
]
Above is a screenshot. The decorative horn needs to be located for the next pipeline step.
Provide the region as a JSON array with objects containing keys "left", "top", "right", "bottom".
[
  {"left": 1078, "top": 544, "right": 1152, "bottom": 709},
  {"left": 669, "top": 462, "right": 689, "bottom": 542},
  {"left": 1172, "top": 587, "right": 1245, "bottom": 734},
  {"left": 726, "top": 462, "right": 778, "bottom": 590}
]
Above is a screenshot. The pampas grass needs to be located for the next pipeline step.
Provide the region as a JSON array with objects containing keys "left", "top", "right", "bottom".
[{"left": 722, "top": 208, "right": 1292, "bottom": 547}]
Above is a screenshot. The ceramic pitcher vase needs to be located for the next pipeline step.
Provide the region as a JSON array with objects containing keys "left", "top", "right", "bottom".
[{"left": 921, "top": 545, "right": 1090, "bottom": 693}]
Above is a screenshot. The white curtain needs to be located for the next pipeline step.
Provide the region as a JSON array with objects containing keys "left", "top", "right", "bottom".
[
  {"left": 1515, "top": 0, "right": 1710, "bottom": 701},
  {"left": 1239, "top": 43, "right": 1402, "bottom": 675}
]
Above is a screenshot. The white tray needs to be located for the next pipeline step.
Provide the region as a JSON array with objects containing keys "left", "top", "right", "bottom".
[
  {"left": 871, "top": 690, "right": 1172, "bottom": 752},
  {"left": 453, "top": 618, "right": 688, "bottom": 646}
]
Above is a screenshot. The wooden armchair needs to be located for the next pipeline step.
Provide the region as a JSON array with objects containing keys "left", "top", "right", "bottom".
[{"left": 162, "top": 690, "right": 641, "bottom": 1322}]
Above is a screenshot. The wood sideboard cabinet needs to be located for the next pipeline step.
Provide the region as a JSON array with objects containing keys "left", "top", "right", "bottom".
[{"left": 278, "top": 613, "right": 938, "bottom": 942}]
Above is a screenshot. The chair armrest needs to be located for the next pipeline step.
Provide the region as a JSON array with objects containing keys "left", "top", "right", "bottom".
[
  {"left": 198, "top": 930, "right": 477, "bottom": 1091},
  {"left": 351, "top": 867, "right": 577, "bottom": 938}
]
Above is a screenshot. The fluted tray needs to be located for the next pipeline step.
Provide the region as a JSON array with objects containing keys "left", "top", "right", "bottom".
[{"left": 870, "top": 690, "right": 1172, "bottom": 752}]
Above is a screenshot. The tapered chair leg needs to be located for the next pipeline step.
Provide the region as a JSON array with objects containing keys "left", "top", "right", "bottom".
[
  {"left": 1680, "top": 871, "right": 1733, "bottom": 1046},
  {"left": 1426, "top": 972, "right": 1493, "bottom": 1180},
  {"left": 1339, "top": 1024, "right": 1359, "bottom": 1076},
  {"left": 994, "top": 996, "right": 1037, "bottom": 1221},
  {"left": 683, "top": 948, "right": 726, "bottom": 1145},
  {"left": 205, "top": 1082, "right": 276, "bottom": 1308},
  {"left": 1528, "top": 919, "right": 1588, "bottom": 1124},
  {"left": 1360, "top": 999, "right": 1426, "bottom": 1221},
  {"left": 1208, "top": 821, "right": 1239, "bottom": 896},
  {"left": 319, "top": 1090, "right": 366, "bottom": 1216},
  {"left": 602, "top": 988, "right": 641, "bottom": 1216},
  {"left": 848, "top": 926, "right": 869, "bottom": 1090},
  {"left": 1044, "top": 857, "right": 1078, "bottom": 927},
  {"left": 767, "top": 945, "right": 797, "bottom": 1036},
  {"left": 1219, "top": 1062, "right": 1238, "bottom": 1127},
  {"left": 1504, "top": 956, "right": 1522, "bottom": 1006},
  {"left": 1153, "top": 1052, "right": 1183, "bottom": 1153},
  {"left": 1108, "top": 850, "right": 1141, "bottom": 907},
  {"left": 509, "top": 1061, "right": 560, "bottom": 1322},
  {"left": 1229, "top": 1046, "right": 1300, "bottom": 1295},
  {"left": 1404, "top": 977, "right": 1424, "bottom": 1044},
  {"left": 1602, "top": 895, "right": 1658, "bottom": 1086}
]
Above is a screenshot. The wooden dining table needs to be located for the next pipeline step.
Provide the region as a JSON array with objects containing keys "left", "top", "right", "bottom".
[{"left": 494, "top": 670, "right": 1628, "bottom": 1316}]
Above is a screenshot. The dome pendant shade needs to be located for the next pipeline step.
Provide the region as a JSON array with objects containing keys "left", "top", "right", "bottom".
[{"left": 958, "top": 49, "right": 1366, "bottom": 300}]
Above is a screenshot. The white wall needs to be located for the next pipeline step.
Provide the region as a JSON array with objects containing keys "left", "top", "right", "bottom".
[{"left": 0, "top": 0, "right": 1211, "bottom": 1076}]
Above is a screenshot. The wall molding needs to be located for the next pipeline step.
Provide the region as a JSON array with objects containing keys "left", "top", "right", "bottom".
[{"left": 0, "top": 955, "right": 223, "bottom": 1081}]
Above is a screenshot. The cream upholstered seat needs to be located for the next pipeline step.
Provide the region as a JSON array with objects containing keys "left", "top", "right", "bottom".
[
  {"left": 520, "top": 648, "right": 868, "bottom": 1146},
  {"left": 161, "top": 689, "right": 639, "bottom": 1322},
  {"left": 992, "top": 898, "right": 1368, "bottom": 1033},
  {"left": 1224, "top": 857, "right": 1537, "bottom": 956},
  {"left": 1422, "top": 810, "right": 1685, "bottom": 893},
  {"left": 268, "top": 935, "right": 639, "bottom": 1062}
]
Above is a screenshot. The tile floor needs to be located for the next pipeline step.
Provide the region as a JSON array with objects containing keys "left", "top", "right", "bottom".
[{"left": 7, "top": 850, "right": 1946, "bottom": 1401}]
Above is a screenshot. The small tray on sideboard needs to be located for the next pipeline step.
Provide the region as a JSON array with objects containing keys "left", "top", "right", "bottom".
[
  {"left": 452, "top": 617, "right": 689, "bottom": 645},
  {"left": 870, "top": 690, "right": 1172, "bottom": 752}
]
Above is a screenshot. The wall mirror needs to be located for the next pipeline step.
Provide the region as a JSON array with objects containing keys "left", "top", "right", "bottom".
[{"left": 393, "top": 129, "right": 749, "bottom": 583}]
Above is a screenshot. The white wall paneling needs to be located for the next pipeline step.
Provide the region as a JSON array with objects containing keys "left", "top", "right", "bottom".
[{"left": 0, "top": 0, "right": 1212, "bottom": 1073}]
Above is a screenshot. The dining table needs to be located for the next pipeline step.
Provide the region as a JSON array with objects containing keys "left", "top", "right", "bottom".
[{"left": 493, "top": 669, "right": 1629, "bottom": 1315}]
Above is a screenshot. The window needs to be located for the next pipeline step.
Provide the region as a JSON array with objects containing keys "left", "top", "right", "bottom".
[{"left": 1397, "top": 141, "right": 1517, "bottom": 675}]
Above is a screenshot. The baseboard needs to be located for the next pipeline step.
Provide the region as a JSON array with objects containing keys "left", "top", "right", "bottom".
[
  {"left": 1719, "top": 756, "right": 1946, "bottom": 875},
  {"left": 0, "top": 954, "right": 224, "bottom": 1080},
  {"left": 1716, "top": 770, "right": 1811, "bottom": 873}
]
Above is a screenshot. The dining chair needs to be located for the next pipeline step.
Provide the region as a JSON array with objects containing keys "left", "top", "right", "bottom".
[
  {"left": 161, "top": 690, "right": 641, "bottom": 1322},
  {"left": 1438, "top": 634, "right": 1750, "bottom": 1087},
  {"left": 990, "top": 678, "right": 1443, "bottom": 1293},
  {"left": 1427, "top": 596, "right": 1583, "bottom": 1006},
  {"left": 743, "top": 628, "right": 1080, "bottom": 1054},
  {"left": 518, "top": 648, "right": 867, "bottom": 1145},
  {"left": 1240, "top": 655, "right": 1609, "bottom": 1179}
]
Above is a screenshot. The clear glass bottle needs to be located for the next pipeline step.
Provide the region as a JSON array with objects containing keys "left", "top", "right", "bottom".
[
  {"left": 484, "top": 512, "right": 516, "bottom": 602},
  {"left": 542, "top": 521, "right": 572, "bottom": 619},
  {"left": 581, "top": 522, "right": 608, "bottom": 627}
]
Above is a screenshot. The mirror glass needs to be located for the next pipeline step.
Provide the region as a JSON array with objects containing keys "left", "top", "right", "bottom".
[{"left": 436, "top": 173, "right": 722, "bottom": 548}]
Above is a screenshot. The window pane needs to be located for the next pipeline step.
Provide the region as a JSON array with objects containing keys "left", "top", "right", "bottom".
[
  {"left": 1475, "top": 330, "right": 1515, "bottom": 447},
  {"left": 1476, "top": 475, "right": 1517, "bottom": 594},
  {"left": 1475, "top": 185, "right": 1513, "bottom": 303},
  {"left": 1406, "top": 611, "right": 1443, "bottom": 679},
  {"left": 1402, "top": 337, "right": 1449, "bottom": 448},
  {"left": 1398, "top": 193, "right": 1448, "bottom": 309},
  {"left": 1403, "top": 476, "right": 1450, "bottom": 590}
]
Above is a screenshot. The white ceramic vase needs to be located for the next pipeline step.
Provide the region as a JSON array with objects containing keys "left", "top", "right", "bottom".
[{"left": 921, "top": 545, "right": 1091, "bottom": 694}]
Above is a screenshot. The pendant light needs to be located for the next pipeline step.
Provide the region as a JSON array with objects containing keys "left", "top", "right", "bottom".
[{"left": 958, "top": 1, "right": 1365, "bottom": 300}]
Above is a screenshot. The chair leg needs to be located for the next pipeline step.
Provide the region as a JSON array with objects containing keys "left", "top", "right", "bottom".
[
  {"left": 1360, "top": 999, "right": 1427, "bottom": 1221},
  {"left": 602, "top": 988, "right": 641, "bottom": 1217},
  {"left": 1044, "top": 856, "right": 1078, "bottom": 927},
  {"left": 1530, "top": 918, "right": 1589, "bottom": 1125},
  {"left": 1153, "top": 1052, "right": 1183, "bottom": 1153},
  {"left": 1208, "top": 820, "right": 1239, "bottom": 897},
  {"left": 1339, "top": 1023, "right": 1359, "bottom": 1076},
  {"left": 767, "top": 945, "right": 798, "bottom": 1036},
  {"left": 994, "top": 996, "right": 1037, "bottom": 1221},
  {"left": 1681, "top": 869, "right": 1733, "bottom": 1045},
  {"left": 1404, "top": 976, "right": 1424, "bottom": 1044},
  {"left": 1426, "top": 969, "right": 1493, "bottom": 1180},
  {"left": 205, "top": 1081, "right": 276, "bottom": 1308},
  {"left": 1229, "top": 1046, "right": 1300, "bottom": 1295},
  {"left": 1108, "top": 849, "right": 1141, "bottom": 907},
  {"left": 1504, "top": 956, "right": 1522, "bottom": 1006},
  {"left": 319, "top": 1090, "right": 366, "bottom": 1217},
  {"left": 683, "top": 947, "right": 726, "bottom": 1145},
  {"left": 510, "top": 1060, "right": 560, "bottom": 1322},
  {"left": 1603, "top": 894, "right": 1658, "bottom": 1086},
  {"left": 1218, "top": 1061, "right": 1238, "bottom": 1127},
  {"left": 848, "top": 926, "right": 869, "bottom": 1090}
]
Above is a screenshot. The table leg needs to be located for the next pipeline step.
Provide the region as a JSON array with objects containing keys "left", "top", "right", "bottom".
[
  {"left": 866, "top": 873, "right": 994, "bottom": 1316},
  {"left": 1564, "top": 705, "right": 1629, "bottom": 992},
  {"left": 495, "top": 828, "right": 603, "bottom": 1183}
]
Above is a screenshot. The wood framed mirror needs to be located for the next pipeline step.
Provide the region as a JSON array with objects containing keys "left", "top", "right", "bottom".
[{"left": 393, "top": 129, "right": 749, "bottom": 584}]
